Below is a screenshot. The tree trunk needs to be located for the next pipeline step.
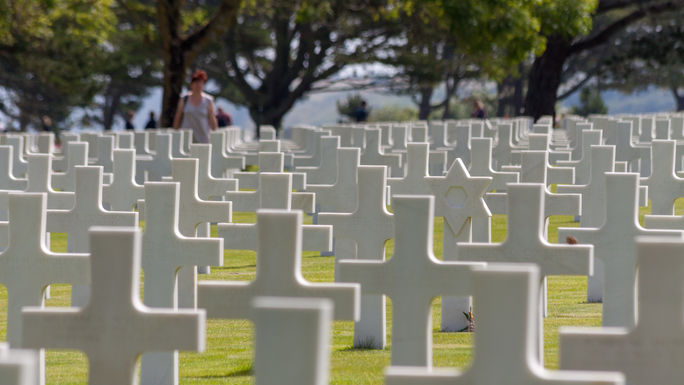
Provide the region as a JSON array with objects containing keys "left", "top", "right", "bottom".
[
  {"left": 417, "top": 86, "right": 434, "bottom": 120},
  {"left": 496, "top": 77, "right": 513, "bottom": 117},
  {"left": 513, "top": 69, "right": 525, "bottom": 116},
  {"left": 160, "top": 43, "right": 186, "bottom": 128},
  {"left": 102, "top": 86, "right": 121, "bottom": 131},
  {"left": 524, "top": 36, "right": 572, "bottom": 121},
  {"left": 249, "top": 104, "right": 287, "bottom": 139}
]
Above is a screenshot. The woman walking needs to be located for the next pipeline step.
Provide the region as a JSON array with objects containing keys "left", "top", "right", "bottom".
[{"left": 173, "top": 69, "right": 218, "bottom": 143}]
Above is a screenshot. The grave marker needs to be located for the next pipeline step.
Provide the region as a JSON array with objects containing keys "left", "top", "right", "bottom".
[
  {"left": 21, "top": 227, "right": 206, "bottom": 385},
  {"left": 102, "top": 149, "right": 145, "bottom": 211},
  {"left": 46, "top": 166, "right": 138, "bottom": 306},
  {"left": 338, "top": 195, "right": 484, "bottom": 367},
  {"left": 0, "top": 146, "right": 27, "bottom": 191},
  {"left": 253, "top": 297, "right": 331, "bottom": 385},
  {"left": 198, "top": 209, "right": 360, "bottom": 321},
  {"left": 560, "top": 237, "right": 684, "bottom": 385},
  {"left": 641, "top": 140, "right": 684, "bottom": 215},
  {"left": 51, "top": 142, "right": 88, "bottom": 192},
  {"left": 25, "top": 155, "right": 74, "bottom": 210},
  {"left": 139, "top": 181, "right": 222, "bottom": 385},
  {"left": 558, "top": 173, "right": 683, "bottom": 327},
  {"left": 0, "top": 343, "right": 38, "bottom": 385},
  {"left": 385, "top": 264, "right": 623, "bottom": 385},
  {"left": 318, "top": 166, "right": 392, "bottom": 348},
  {"left": 0, "top": 193, "right": 89, "bottom": 385}
]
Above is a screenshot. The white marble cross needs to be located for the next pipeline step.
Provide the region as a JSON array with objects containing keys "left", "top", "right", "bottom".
[
  {"left": 294, "top": 134, "right": 337, "bottom": 168},
  {"left": 528, "top": 133, "right": 571, "bottom": 164},
  {"left": 654, "top": 118, "right": 670, "bottom": 139},
  {"left": 306, "top": 148, "right": 360, "bottom": 213},
  {"left": 444, "top": 122, "right": 471, "bottom": 165},
  {"left": 189, "top": 144, "right": 238, "bottom": 200},
  {"left": 139, "top": 181, "right": 222, "bottom": 385},
  {"left": 21, "top": 227, "right": 206, "bottom": 385},
  {"left": 135, "top": 131, "right": 154, "bottom": 156},
  {"left": 338, "top": 195, "right": 484, "bottom": 367},
  {"left": 51, "top": 133, "right": 80, "bottom": 172},
  {"left": 102, "top": 149, "right": 145, "bottom": 211},
  {"left": 387, "top": 143, "right": 491, "bottom": 332},
  {"left": 169, "top": 158, "right": 232, "bottom": 307},
  {"left": 607, "top": 119, "right": 650, "bottom": 176},
  {"left": 4, "top": 136, "right": 28, "bottom": 178},
  {"left": 385, "top": 264, "right": 623, "bottom": 385},
  {"left": 0, "top": 146, "right": 27, "bottom": 191},
  {"left": 46, "top": 165, "right": 138, "bottom": 306},
  {"left": 0, "top": 343, "right": 38, "bottom": 385},
  {"left": 458, "top": 183, "right": 593, "bottom": 357},
  {"left": 492, "top": 123, "right": 525, "bottom": 169},
  {"left": 209, "top": 131, "right": 245, "bottom": 178},
  {"left": 558, "top": 146, "right": 616, "bottom": 227},
  {"left": 253, "top": 297, "right": 332, "bottom": 385},
  {"left": 318, "top": 166, "right": 392, "bottom": 349},
  {"left": 521, "top": 150, "right": 575, "bottom": 186},
  {"left": 556, "top": 145, "right": 616, "bottom": 303},
  {"left": 556, "top": 129, "right": 602, "bottom": 185},
  {"left": 0, "top": 193, "right": 89, "bottom": 385},
  {"left": 95, "top": 135, "right": 115, "bottom": 173},
  {"left": 519, "top": 151, "right": 581, "bottom": 219},
  {"left": 560, "top": 236, "right": 684, "bottom": 385},
  {"left": 0, "top": 219, "right": 7, "bottom": 250},
  {"left": 198, "top": 209, "right": 359, "bottom": 321},
  {"left": 296, "top": 136, "right": 340, "bottom": 184},
  {"left": 361, "top": 128, "right": 402, "bottom": 177},
  {"left": 387, "top": 143, "right": 434, "bottom": 196},
  {"left": 116, "top": 131, "right": 135, "bottom": 149},
  {"left": 227, "top": 172, "right": 314, "bottom": 213},
  {"left": 641, "top": 140, "right": 684, "bottom": 215},
  {"left": 25, "top": 154, "right": 74, "bottom": 209},
  {"left": 220, "top": 173, "right": 331, "bottom": 252},
  {"left": 234, "top": 152, "right": 306, "bottom": 190},
  {"left": 51, "top": 141, "right": 88, "bottom": 192},
  {"left": 469, "top": 138, "right": 519, "bottom": 192},
  {"left": 136, "top": 133, "right": 174, "bottom": 183},
  {"left": 170, "top": 131, "right": 190, "bottom": 158},
  {"left": 558, "top": 173, "right": 683, "bottom": 327}
]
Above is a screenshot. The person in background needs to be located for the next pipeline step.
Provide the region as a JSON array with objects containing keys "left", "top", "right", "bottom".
[
  {"left": 472, "top": 99, "right": 487, "bottom": 120},
  {"left": 216, "top": 107, "right": 232, "bottom": 127},
  {"left": 145, "top": 111, "right": 157, "bottom": 129},
  {"left": 41, "top": 115, "right": 61, "bottom": 147},
  {"left": 172, "top": 69, "right": 218, "bottom": 144},
  {"left": 125, "top": 110, "right": 135, "bottom": 130},
  {"left": 355, "top": 100, "right": 369, "bottom": 122}
]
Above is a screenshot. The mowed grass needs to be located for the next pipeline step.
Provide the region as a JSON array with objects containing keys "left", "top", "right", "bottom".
[{"left": 0, "top": 196, "right": 681, "bottom": 384}]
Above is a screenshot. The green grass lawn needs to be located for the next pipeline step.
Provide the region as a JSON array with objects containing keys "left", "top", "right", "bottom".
[{"left": 0, "top": 197, "right": 680, "bottom": 384}]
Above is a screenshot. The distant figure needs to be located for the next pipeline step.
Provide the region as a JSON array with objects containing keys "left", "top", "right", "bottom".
[
  {"left": 42, "top": 115, "right": 61, "bottom": 146},
  {"left": 172, "top": 69, "right": 218, "bottom": 144},
  {"left": 41, "top": 115, "right": 52, "bottom": 132},
  {"left": 125, "top": 110, "right": 135, "bottom": 130},
  {"left": 144, "top": 111, "right": 157, "bottom": 129},
  {"left": 355, "top": 100, "right": 369, "bottom": 122},
  {"left": 216, "top": 107, "right": 232, "bottom": 127},
  {"left": 472, "top": 99, "right": 487, "bottom": 120}
]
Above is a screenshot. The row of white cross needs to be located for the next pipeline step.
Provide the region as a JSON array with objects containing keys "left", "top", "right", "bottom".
[{"left": 0, "top": 113, "right": 683, "bottom": 385}]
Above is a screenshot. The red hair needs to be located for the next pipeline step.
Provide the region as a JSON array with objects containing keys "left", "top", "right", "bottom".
[{"left": 190, "top": 69, "right": 207, "bottom": 83}]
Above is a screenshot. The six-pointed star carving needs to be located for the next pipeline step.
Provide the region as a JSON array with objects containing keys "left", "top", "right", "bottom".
[{"left": 428, "top": 158, "right": 491, "bottom": 234}]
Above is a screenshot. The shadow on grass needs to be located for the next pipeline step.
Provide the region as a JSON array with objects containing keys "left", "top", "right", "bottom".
[
  {"left": 190, "top": 366, "right": 253, "bottom": 379},
  {"left": 222, "top": 264, "right": 257, "bottom": 270},
  {"left": 340, "top": 339, "right": 390, "bottom": 352}
]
